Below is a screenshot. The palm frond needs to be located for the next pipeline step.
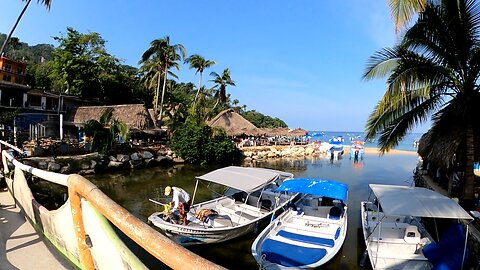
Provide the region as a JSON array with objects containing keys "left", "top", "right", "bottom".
[{"left": 388, "top": 0, "right": 426, "bottom": 32}]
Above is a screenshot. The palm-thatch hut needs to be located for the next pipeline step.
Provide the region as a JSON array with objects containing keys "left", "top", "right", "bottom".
[
  {"left": 68, "top": 104, "right": 164, "bottom": 139},
  {"left": 207, "top": 109, "right": 260, "bottom": 136}
]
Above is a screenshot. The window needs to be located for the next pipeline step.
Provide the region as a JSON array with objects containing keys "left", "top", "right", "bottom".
[
  {"left": 4, "top": 63, "right": 11, "bottom": 72},
  {"left": 16, "top": 66, "right": 23, "bottom": 75},
  {"left": 2, "top": 74, "right": 11, "bottom": 82},
  {"left": 15, "top": 77, "right": 23, "bottom": 84}
]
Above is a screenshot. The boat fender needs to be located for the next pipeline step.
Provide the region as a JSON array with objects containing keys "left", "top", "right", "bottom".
[{"left": 359, "top": 250, "right": 369, "bottom": 267}]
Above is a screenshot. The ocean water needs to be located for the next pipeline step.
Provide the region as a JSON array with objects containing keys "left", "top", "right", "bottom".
[{"left": 308, "top": 131, "right": 422, "bottom": 151}]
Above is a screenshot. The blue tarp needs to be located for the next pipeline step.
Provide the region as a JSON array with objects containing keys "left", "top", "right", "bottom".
[
  {"left": 277, "top": 178, "right": 348, "bottom": 202},
  {"left": 423, "top": 223, "right": 467, "bottom": 270},
  {"left": 261, "top": 239, "right": 327, "bottom": 267}
]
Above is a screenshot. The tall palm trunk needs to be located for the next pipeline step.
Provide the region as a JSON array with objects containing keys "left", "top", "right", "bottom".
[
  {"left": 158, "top": 63, "right": 168, "bottom": 125},
  {"left": 154, "top": 66, "right": 162, "bottom": 114},
  {"left": 0, "top": 0, "right": 32, "bottom": 56},
  {"left": 462, "top": 124, "right": 476, "bottom": 208},
  {"left": 193, "top": 72, "right": 203, "bottom": 105}
]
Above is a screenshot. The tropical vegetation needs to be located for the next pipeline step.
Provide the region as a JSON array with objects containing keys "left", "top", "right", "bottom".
[
  {"left": 170, "top": 120, "right": 240, "bottom": 165},
  {"left": 83, "top": 108, "right": 129, "bottom": 154},
  {"left": 365, "top": 0, "right": 480, "bottom": 205}
]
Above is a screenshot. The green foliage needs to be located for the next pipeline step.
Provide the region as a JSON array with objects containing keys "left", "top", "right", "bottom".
[
  {"left": 0, "top": 33, "right": 54, "bottom": 63},
  {"left": 83, "top": 108, "right": 129, "bottom": 154},
  {"left": 241, "top": 110, "right": 287, "bottom": 128},
  {"left": 0, "top": 109, "right": 22, "bottom": 125},
  {"left": 171, "top": 122, "right": 240, "bottom": 165},
  {"left": 49, "top": 27, "right": 121, "bottom": 98}
]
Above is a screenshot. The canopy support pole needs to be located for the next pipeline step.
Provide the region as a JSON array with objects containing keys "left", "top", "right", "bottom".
[
  {"left": 462, "top": 224, "right": 469, "bottom": 270},
  {"left": 434, "top": 218, "right": 439, "bottom": 241},
  {"left": 191, "top": 180, "right": 199, "bottom": 211},
  {"left": 375, "top": 219, "right": 382, "bottom": 268}
]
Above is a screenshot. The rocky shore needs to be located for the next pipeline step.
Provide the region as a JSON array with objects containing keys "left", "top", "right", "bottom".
[{"left": 21, "top": 147, "right": 184, "bottom": 175}]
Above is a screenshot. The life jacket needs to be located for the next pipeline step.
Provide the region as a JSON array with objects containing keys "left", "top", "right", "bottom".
[{"left": 195, "top": 209, "right": 218, "bottom": 222}]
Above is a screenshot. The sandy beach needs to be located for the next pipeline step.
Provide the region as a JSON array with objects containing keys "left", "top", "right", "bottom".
[
  {"left": 352, "top": 146, "right": 417, "bottom": 156},
  {"left": 241, "top": 145, "right": 418, "bottom": 156}
]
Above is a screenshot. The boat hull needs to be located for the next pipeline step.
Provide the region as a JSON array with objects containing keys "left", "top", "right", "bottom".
[
  {"left": 252, "top": 204, "right": 347, "bottom": 269},
  {"left": 360, "top": 201, "right": 433, "bottom": 270},
  {"left": 149, "top": 193, "right": 295, "bottom": 246}
]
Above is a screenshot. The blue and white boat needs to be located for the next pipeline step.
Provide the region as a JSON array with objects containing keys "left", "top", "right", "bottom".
[
  {"left": 326, "top": 137, "right": 344, "bottom": 159},
  {"left": 251, "top": 178, "right": 348, "bottom": 269},
  {"left": 350, "top": 141, "right": 365, "bottom": 160}
]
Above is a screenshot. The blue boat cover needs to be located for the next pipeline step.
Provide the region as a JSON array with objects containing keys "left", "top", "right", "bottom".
[
  {"left": 423, "top": 223, "right": 467, "bottom": 270},
  {"left": 261, "top": 239, "right": 327, "bottom": 267},
  {"left": 277, "top": 178, "right": 348, "bottom": 202},
  {"left": 277, "top": 230, "right": 334, "bottom": 247}
]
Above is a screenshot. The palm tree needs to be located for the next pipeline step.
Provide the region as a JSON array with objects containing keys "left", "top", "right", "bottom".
[
  {"left": 364, "top": 0, "right": 480, "bottom": 205},
  {"left": 185, "top": 54, "right": 215, "bottom": 105},
  {"left": 139, "top": 36, "right": 186, "bottom": 123},
  {"left": 0, "top": 0, "right": 51, "bottom": 56},
  {"left": 210, "top": 69, "right": 235, "bottom": 110},
  {"left": 83, "top": 108, "right": 129, "bottom": 154}
]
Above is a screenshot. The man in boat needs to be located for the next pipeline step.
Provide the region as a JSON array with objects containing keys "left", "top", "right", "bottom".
[{"left": 165, "top": 186, "right": 191, "bottom": 225}]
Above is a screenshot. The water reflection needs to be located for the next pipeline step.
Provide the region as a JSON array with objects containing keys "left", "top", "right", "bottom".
[{"left": 87, "top": 153, "right": 418, "bottom": 269}]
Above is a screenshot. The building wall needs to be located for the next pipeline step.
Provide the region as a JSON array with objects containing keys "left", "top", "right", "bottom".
[{"left": 0, "top": 56, "right": 27, "bottom": 85}]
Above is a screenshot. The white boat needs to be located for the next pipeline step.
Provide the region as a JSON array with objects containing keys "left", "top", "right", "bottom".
[
  {"left": 350, "top": 140, "right": 365, "bottom": 160},
  {"left": 251, "top": 178, "right": 348, "bottom": 269},
  {"left": 326, "top": 137, "right": 344, "bottom": 159},
  {"left": 148, "top": 166, "right": 295, "bottom": 246},
  {"left": 361, "top": 184, "right": 473, "bottom": 270}
]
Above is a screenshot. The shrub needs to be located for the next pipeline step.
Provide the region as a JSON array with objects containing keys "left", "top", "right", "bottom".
[{"left": 171, "top": 122, "right": 240, "bottom": 165}]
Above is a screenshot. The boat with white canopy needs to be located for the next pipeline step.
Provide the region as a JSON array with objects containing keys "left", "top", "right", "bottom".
[
  {"left": 361, "top": 184, "right": 473, "bottom": 270},
  {"left": 148, "top": 166, "right": 296, "bottom": 246},
  {"left": 252, "top": 178, "right": 348, "bottom": 269}
]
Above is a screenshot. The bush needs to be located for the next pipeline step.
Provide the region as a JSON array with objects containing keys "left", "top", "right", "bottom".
[{"left": 171, "top": 122, "right": 241, "bottom": 165}]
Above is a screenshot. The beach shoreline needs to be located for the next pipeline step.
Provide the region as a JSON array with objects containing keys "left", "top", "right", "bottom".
[
  {"left": 241, "top": 145, "right": 418, "bottom": 156},
  {"left": 360, "top": 146, "right": 417, "bottom": 156}
]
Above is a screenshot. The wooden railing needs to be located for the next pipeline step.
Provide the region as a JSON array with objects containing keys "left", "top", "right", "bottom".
[{"left": 0, "top": 140, "right": 224, "bottom": 270}]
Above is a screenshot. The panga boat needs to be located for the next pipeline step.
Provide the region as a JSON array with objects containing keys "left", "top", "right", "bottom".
[
  {"left": 251, "top": 178, "right": 348, "bottom": 269},
  {"left": 349, "top": 141, "right": 365, "bottom": 160},
  {"left": 326, "top": 137, "right": 344, "bottom": 159},
  {"left": 148, "top": 166, "right": 295, "bottom": 246},
  {"left": 361, "top": 184, "right": 473, "bottom": 270}
]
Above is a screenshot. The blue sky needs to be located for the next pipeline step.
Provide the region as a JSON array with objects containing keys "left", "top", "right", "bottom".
[{"left": 1, "top": 0, "right": 429, "bottom": 133}]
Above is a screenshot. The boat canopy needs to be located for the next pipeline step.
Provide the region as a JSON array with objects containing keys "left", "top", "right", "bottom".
[
  {"left": 277, "top": 178, "right": 348, "bottom": 202},
  {"left": 196, "top": 166, "right": 293, "bottom": 193},
  {"left": 370, "top": 184, "right": 473, "bottom": 220}
]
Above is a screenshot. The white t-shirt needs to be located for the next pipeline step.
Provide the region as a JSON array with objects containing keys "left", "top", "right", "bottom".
[{"left": 172, "top": 187, "right": 190, "bottom": 209}]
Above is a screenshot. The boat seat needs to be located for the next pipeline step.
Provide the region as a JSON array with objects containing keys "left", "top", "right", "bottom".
[
  {"left": 261, "top": 239, "right": 327, "bottom": 267},
  {"left": 328, "top": 206, "right": 342, "bottom": 220},
  {"left": 277, "top": 230, "right": 334, "bottom": 248},
  {"left": 404, "top": 225, "right": 421, "bottom": 244},
  {"left": 234, "top": 211, "right": 257, "bottom": 220}
]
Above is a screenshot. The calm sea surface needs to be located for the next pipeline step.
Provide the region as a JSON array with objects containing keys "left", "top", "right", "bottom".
[{"left": 86, "top": 145, "right": 419, "bottom": 269}]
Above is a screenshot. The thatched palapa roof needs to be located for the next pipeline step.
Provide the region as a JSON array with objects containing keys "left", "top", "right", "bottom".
[
  {"left": 72, "top": 104, "right": 155, "bottom": 130},
  {"left": 208, "top": 109, "right": 260, "bottom": 136},
  {"left": 258, "top": 127, "right": 308, "bottom": 137},
  {"left": 208, "top": 109, "right": 308, "bottom": 137}
]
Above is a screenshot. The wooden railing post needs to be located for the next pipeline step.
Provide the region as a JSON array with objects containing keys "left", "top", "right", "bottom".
[{"left": 69, "top": 188, "right": 95, "bottom": 270}]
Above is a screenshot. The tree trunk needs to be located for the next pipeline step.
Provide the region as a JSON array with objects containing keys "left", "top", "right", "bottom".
[
  {"left": 154, "top": 67, "right": 162, "bottom": 115},
  {"left": 158, "top": 64, "right": 168, "bottom": 126},
  {"left": 0, "top": 0, "right": 32, "bottom": 56},
  {"left": 193, "top": 72, "right": 203, "bottom": 105},
  {"left": 462, "top": 124, "right": 476, "bottom": 209}
]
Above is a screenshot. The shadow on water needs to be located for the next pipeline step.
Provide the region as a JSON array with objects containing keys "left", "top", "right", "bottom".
[{"left": 87, "top": 153, "right": 418, "bottom": 269}]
